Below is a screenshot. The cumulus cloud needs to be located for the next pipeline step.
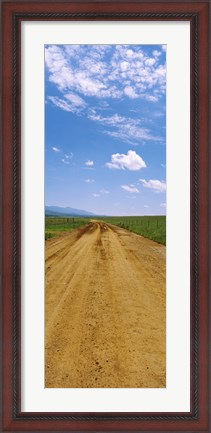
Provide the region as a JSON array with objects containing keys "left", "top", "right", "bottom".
[
  {"left": 124, "top": 86, "right": 138, "bottom": 99},
  {"left": 52, "top": 146, "right": 61, "bottom": 152},
  {"left": 145, "top": 58, "right": 156, "bottom": 67},
  {"left": 45, "top": 44, "right": 166, "bottom": 103},
  {"left": 46, "top": 45, "right": 166, "bottom": 146},
  {"left": 153, "top": 50, "right": 161, "bottom": 58},
  {"left": 139, "top": 179, "right": 166, "bottom": 192},
  {"left": 85, "top": 160, "right": 94, "bottom": 166},
  {"left": 106, "top": 150, "right": 147, "bottom": 171},
  {"left": 121, "top": 184, "right": 139, "bottom": 193},
  {"left": 93, "top": 193, "right": 100, "bottom": 197},
  {"left": 46, "top": 45, "right": 165, "bottom": 155},
  {"left": 45, "top": 45, "right": 67, "bottom": 75}
]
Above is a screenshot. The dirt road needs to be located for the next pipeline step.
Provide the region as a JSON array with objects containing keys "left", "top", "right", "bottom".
[{"left": 45, "top": 221, "right": 166, "bottom": 388}]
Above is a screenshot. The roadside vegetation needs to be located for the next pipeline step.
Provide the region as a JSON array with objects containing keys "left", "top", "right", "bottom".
[
  {"left": 99, "top": 216, "right": 166, "bottom": 245},
  {"left": 45, "top": 217, "right": 90, "bottom": 240}
]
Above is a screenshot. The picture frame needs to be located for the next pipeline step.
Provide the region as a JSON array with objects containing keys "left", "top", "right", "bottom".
[{"left": 1, "top": 0, "right": 210, "bottom": 432}]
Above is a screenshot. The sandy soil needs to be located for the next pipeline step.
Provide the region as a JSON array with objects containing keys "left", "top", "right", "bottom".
[{"left": 45, "top": 221, "right": 166, "bottom": 388}]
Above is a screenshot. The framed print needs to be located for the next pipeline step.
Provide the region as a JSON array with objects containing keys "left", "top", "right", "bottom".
[{"left": 1, "top": 1, "right": 210, "bottom": 432}]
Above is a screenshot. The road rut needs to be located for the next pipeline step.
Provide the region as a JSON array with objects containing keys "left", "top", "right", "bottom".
[{"left": 45, "top": 221, "right": 166, "bottom": 388}]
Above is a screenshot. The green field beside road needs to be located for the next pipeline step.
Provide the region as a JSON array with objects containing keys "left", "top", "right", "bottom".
[
  {"left": 98, "top": 216, "right": 166, "bottom": 245},
  {"left": 45, "top": 217, "right": 90, "bottom": 240}
]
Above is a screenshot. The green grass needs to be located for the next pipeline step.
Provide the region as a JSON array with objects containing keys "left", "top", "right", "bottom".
[
  {"left": 45, "top": 217, "right": 90, "bottom": 240},
  {"left": 98, "top": 216, "right": 166, "bottom": 245}
]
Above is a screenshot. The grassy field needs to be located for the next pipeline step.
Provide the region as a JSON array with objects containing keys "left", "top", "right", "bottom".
[
  {"left": 99, "top": 216, "right": 166, "bottom": 245},
  {"left": 45, "top": 217, "right": 90, "bottom": 240}
]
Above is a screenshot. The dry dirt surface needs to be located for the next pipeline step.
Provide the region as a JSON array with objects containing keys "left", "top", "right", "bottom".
[{"left": 45, "top": 221, "right": 166, "bottom": 388}]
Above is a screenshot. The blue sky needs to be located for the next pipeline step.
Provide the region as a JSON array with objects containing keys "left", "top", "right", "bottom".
[{"left": 45, "top": 44, "right": 166, "bottom": 216}]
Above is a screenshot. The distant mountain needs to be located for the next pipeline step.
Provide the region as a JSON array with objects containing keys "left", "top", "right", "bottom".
[{"left": 45, "top": 205, "right": 96, "bottom": 217}]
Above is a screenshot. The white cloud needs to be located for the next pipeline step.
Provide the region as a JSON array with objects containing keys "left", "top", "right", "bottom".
[
  {"left": 145, "top": 95, "right": 159, "bottom": 102},
  {"left": 61, "top": 158, "right": 70, "bottom": 164},
  {"left": 48, "top": 95, "right": 86, "bottom": 114},
  {"left": 52, "top": 147, "right": 73, "bottom": 165},
  {"left": 64, "top": 153, "right": 73, "bottom": 160},
  {"left": 160, "top": 202, "right": 166, "bottom": 207},
  {"left": 61, "top": 154, "right": 73, "bottom": 164},
  {"left": 85, "top": 179, "right": 95, "bottom": 183},
  {"left": 45, "top": 44, "right": 166, "bottom": 103},
  {"left": 92, "top": 188, "right": 109, "bottom": 197},
  {"left": 88, "top": 110, "right": 123, "bottom": 125},
  {"left": 145, "top": 58, "right": 156, "bottom": 67},
  {"left": 45, "top": 45, "right": 67, "bottom": 74},
  {"left": 139, "top": 179, "right": 166, "bottom": 192},
  {"left": 48, "top": 96, "right": 79, "bottom": 113},
  {"left": 124, "top": 86, "right": 138, "bottom": 99},
  {"left": 152, "top": 50, "right": 161, "bottom": 58},
  {"left": 144, "top": 205, "right": 149, "bottom": 208},
  {"left": 45, "top": 45, "right": 166, "bottom": 148},
  {"left": 106, "top": 150, "right": 146, "bottom": 171},
  {"left": 121, "top": 184, "right": 139, "bottom": 193},
  {"left": 85, "top": 160, "right": 94, "bottom": 166},
  {"left": 88, "top": 110, "right": 161, "bottom": 145},
  {"left": 65, "top": 93, "right": 86, "bottom": 107}
]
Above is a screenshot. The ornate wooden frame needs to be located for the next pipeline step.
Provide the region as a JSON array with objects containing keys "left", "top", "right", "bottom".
[{"left": 1, "top": 1, "right": 210, "bottom": 431}]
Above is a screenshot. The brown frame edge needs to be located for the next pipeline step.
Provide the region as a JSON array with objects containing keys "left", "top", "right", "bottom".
[{"left": 1, "top": 1, "right": 210, "bottom": 432}]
